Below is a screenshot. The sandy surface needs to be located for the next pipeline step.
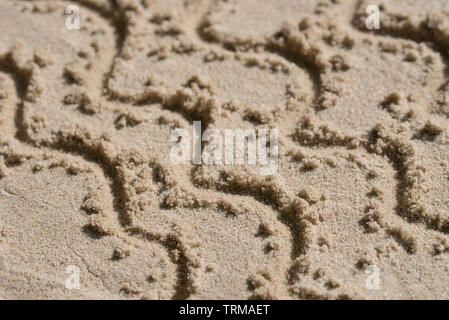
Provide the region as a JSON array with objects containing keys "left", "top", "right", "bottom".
[{"left": 0, "top": 0, "right": 449, "bottom": 300}]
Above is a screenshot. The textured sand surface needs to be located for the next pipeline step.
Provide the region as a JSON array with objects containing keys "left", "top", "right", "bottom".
[{"left": 0, "top": 0, "right": 449, "bottom": 299}]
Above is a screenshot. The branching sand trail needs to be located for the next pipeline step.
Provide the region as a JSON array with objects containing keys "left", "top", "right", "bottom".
[{"left": 0, "top": 0, "right": 449, "bottom": 299}]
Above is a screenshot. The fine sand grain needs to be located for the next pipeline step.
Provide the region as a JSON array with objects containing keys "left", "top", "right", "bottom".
[{"left": 0, "top": 0, "right": 449, "bottom": 299}]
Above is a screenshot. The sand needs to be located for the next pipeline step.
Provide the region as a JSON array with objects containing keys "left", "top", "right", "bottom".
[{"left": 0, "top": 0, "right": 448, "bottom": 300}]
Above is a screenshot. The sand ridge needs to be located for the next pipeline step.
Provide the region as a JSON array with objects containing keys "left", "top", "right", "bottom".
[{"left": 0, "top": 0, "right": 448, "bottom": 299}]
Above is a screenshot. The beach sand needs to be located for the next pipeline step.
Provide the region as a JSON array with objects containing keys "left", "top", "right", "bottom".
[{"left": 0, "top": 0, "right": 449, "bottom": 299}]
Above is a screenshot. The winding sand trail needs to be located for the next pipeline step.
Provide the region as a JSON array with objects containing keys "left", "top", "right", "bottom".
[{"left": 1, "top": 0, "right": 449, "bottom": 299}]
